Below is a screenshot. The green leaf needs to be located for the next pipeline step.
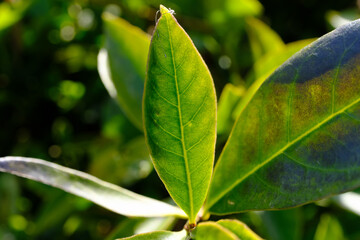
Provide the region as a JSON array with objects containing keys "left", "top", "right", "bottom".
[
  {"left": 258, "top": 209, "right": 303, "bottom": 240},
  {"left": 194, "top": 222, "right": 239, "bottom": 240},
  {"left": 207, "top": 0, "right": 263, "bottom": 24},
  {"left": 245, "top": 39, "right": 316, "bottom": 87},
  {"left": 98, "top": 13, "right": 150, "bottom": 130},
  {"left": 225, "top": 0, "right": 263, "bottom": 18},
  {"left": 88, "top": 137, "right": 152, "bottom": 186},
  {"left": 118, "top": 230, "right": 186, "bottom": 240},
  {"left": 217, "top": 84, "right": 245, "bottom": 135},
  {"left": 314, "top": 214, "right": 345, "bottom": 240},
  {"left": 217, "top": 219, "right": 263, "bottom": 240},
  {"left": 106, "top": 217, "right": 176, "bottom": 240},
  {"left": 245, "top": 17, "right": 284, "bottom": 62},
  {"left": 206, "top": 19, "right": 360, "bottom": 214},
  {"left": 326, "top": 9, "right": 360, "bottom": 29},
  {"left": 143, "top": 5, "right": 216, "bottom": 223},
  {"left": 0, "top": 157, "right": 186, "bottom": 218}
]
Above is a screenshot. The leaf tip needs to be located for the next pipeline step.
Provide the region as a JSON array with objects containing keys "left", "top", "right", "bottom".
[{"left": 159, "top": 5, "right": 175, "bottom": 16}]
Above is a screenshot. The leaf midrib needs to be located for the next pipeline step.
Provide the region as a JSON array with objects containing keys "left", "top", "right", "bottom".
[
  {"left": 207, "top": 95, "right": 360, "bottom": 210},
  {"left": 165, "top": 14, "right": 194, "bottom": 221}
]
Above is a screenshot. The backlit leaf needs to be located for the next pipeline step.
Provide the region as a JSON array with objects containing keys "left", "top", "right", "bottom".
[
  {"left": 143, "top": 5, "right": 216, "bottom": 223},
  {"left": 99, "top": 13, "right": 150, "bottom": 130},
  {"left": 314, "top": 214, "right": 345, "bottom": 240},
  {"left": 119, "top": 230, "right": 186, "bottom": 240},
  {"left": 194, "top": 222, "right": 239, "bottom": 240},
  {"left": 217, "top": 219, "right": 263, "bottom": 240},
  {"left": 0, "top": 157, "right": 186, "bottom": 218},
  {"left": 206, "top": 19, "right": 360, "bottom": 214},
  {"left": 245, "top": 17, "right": 284, "bottom": 62}
]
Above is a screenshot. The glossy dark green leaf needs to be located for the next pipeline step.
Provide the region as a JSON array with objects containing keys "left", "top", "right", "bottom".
[
  {"left": 0, "top": 157, "right": 186, "bottom": 218},
  {"left": 143, "top": 6, "right": 216, "bottom": 223},
  {"left": 98, "top": 13, "right": 150, "bottom": 130},
  {"left": 206, "top": 19, "right": 360, "bottom": 214},
  {"left": 217, "top": 219, "right": 263, "bottom": 240},
  {"left": 118, "top": 230, "right": 186, "bottom": 240}
]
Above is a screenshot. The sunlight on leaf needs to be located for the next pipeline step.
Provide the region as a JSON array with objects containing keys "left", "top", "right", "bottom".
[
  {"left": 143, "top": 5, "right": 216, "bottom": 223},
  {"left": 314, "top": 214, "right": 345, "bottom": 240},
  {"left": 333, "top": 192, "right": 360, "bottom": 216},
  {"left": 99, "top": 13, "right": 150, "bottom": 130},
  {"left": 195, "top": 222, "right": 239, "bottom": 240},
  {"left": 0, "top": 157, "right": 186, "bottom": 218},
  {"left": 118, "top": 230, "right": 186, "bottom": 240}
]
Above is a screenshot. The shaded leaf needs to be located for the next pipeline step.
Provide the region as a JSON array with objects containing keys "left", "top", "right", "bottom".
[
  {"left": 217, "top": 219, "right": 263, "bottom": 240},
  {"left": 119, "top": 230, "right": 186, "bottom": 240},
  {"left": 0, "top": 174, "right": 18, "bottom": 222},
  {"left": 89, "top": 137, "right": 152, "bottom": 186},
  {"left": 143, "top": 6, "right": 216, "bottom": 223},
  {"left": 206, "top": 19, "right": 360, "bottom": 214},
  {"left": 98, "top": 13, "right": 150, "bottom": 130},
  {"left": 245, "top": 17, "right": 284, "bottom": 62},
  {"left": 257, "top": 209, "right": 303, "bottom": 240},
  {"left": 217, "top": 84, "right": 245, "bottom": 135},
  {"left": 0, "top": 157, "right": 186, "bottom": 218}
]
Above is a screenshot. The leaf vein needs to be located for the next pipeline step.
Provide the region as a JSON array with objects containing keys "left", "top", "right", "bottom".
[
  {"left": 254, "top": 173, "right": 286, "bottom": 194},
  {"left": 151, "top": 115, "right": 181, "bottom": 140},
  {"left": 148, "top": 133, "right": 183, "bottom": 157},
  {"left": 190, "top": 155, "right": 211, "bottom": 174},
  {"left": 157, "top": 163, "right": 188, "bottom": 185},
  {"left": 283, "top": 152, "right": 353, "bottom": 172},
  {"left": 165, "top": 14, "right": 194, "bottom": 220},
  {"left": 184, "top": 94, "right": 208, "bottom": 127},
  {"left": 180, "top": 74, "right": 197, "bottom": 96},
  {"left": 207, "top": 96, "right": 360, "bottom": 209},
  {"left": 187, "top": 133, "right": 208, "bottom": 152},
  {"left": 151, "top": 84, "right": 178, "bottom": 107}
]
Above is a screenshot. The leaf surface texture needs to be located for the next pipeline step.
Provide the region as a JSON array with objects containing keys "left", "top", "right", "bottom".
[{"left": 143, "top": 5, "right": 216, "bottom": 222}]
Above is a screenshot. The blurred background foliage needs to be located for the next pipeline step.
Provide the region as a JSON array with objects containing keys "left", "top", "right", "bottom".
[{"left": 0, "top": 0, "right": 360, "bottom": 239}]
